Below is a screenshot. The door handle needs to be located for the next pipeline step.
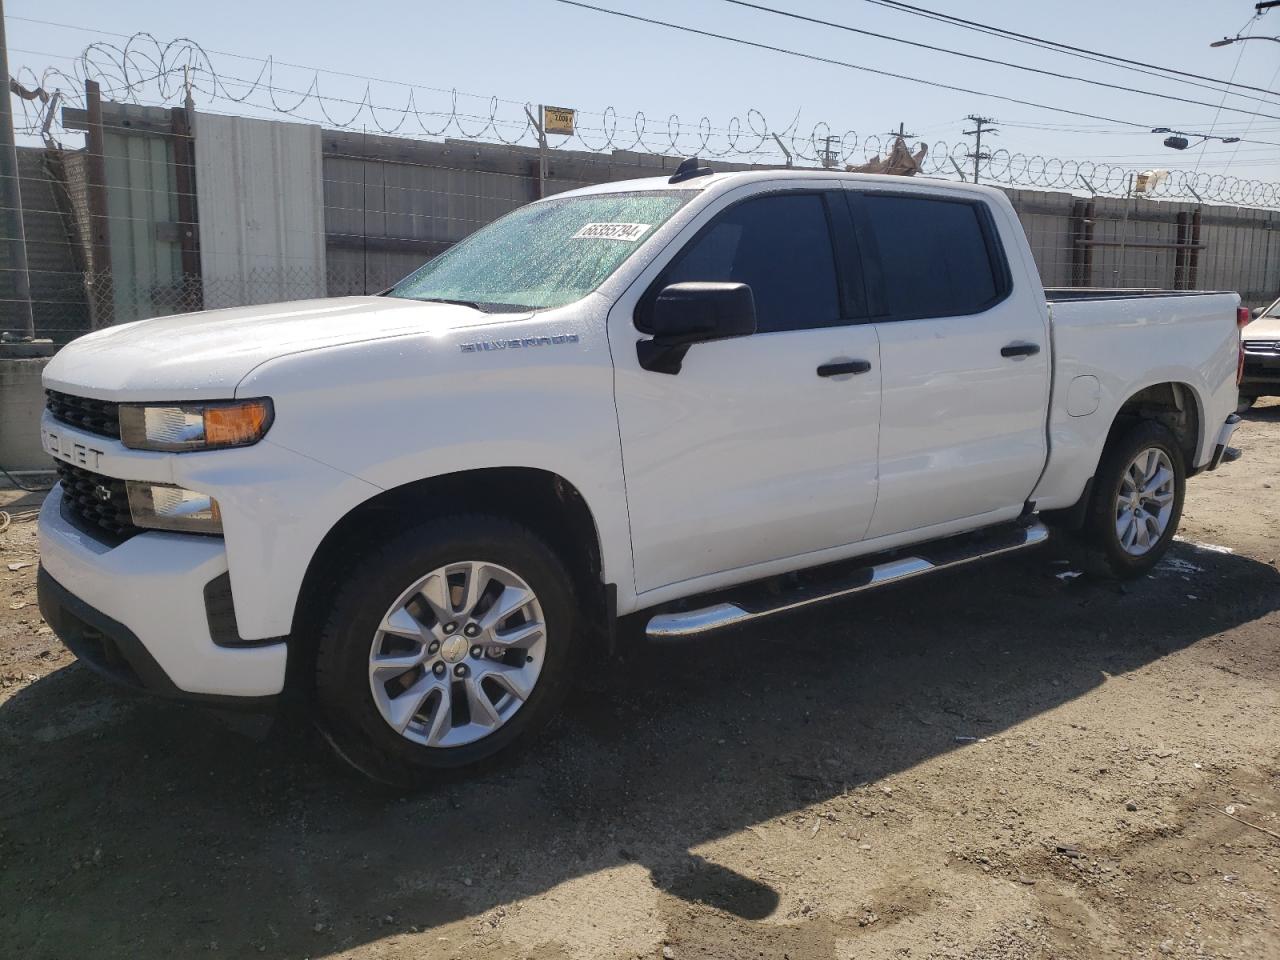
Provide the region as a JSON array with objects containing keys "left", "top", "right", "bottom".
[
  {"left": 817, "top": 359, "right": 872, "bottom": 378},
  {"left": 1000, "top": 342, "right": 1041, "bottom": 358}
]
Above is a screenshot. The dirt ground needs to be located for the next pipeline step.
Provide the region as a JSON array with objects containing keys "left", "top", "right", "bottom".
[{"left": 1, "top": 404, "right": 1278, "bottom": 960}]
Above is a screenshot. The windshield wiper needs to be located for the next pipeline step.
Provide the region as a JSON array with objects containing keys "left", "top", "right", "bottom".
[{"left": 416, "top": 297, "right": 485, "bottom": 310}]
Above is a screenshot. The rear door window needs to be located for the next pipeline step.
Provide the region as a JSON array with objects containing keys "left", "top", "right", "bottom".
[{"left": 860, "top": 194, "right": 1004, "bottom": 320}]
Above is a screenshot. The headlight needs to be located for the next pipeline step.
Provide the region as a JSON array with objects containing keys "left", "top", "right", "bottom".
[
  {"left": 126, "top": 481, "right": 223, "bottom": 535},
  {"left": 119, "top": 399, "right": 273, "bottom": 452}
]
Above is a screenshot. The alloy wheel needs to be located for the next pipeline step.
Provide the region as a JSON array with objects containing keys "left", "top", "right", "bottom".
[
  {"left": 368, "top": 561, "right": 546, "bottom": 747},
  {"left": 1114, "top": 447, "right": 1176, "bottom": 556}
]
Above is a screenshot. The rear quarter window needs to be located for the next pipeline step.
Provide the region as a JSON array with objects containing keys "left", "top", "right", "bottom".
[{"left": 861, "top": 194, "right": 1005, "bottom": 320}]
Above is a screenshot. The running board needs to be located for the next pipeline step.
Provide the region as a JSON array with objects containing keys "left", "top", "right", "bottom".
[{"left": 645, "top": 519, "right": 1049, "bottom": 642}]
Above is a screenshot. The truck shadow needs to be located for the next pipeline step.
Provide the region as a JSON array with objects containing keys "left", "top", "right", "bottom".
[
  {"left": 1241, "top": 399, "right": 1280, "bottom": 421},
  {"left": 1, "top": 539, "right": 1277, "bottom": 958}
]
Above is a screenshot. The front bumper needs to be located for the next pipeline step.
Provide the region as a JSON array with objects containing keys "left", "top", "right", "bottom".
[
  {"left": 37, "top": 488, "right": 287, "bottom": 699},
  {"left": 1244, "top": 348, "right": 1280, "bottom": 396},
  {"left": 1240, "top": 356, "right": 1280, "bottom": 395}
]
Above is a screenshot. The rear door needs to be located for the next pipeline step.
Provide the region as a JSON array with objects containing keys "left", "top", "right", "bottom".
[
  {"left": 611, "top": 186, "right": 882, "bottom": 596},
  {"left": 848, "top": 188, "right": 1051, "bottom": 539}
]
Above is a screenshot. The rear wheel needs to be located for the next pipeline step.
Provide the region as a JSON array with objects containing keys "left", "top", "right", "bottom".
[
  {"left": 315, "top": 514, "right": 580, "bottom": 784},
  {"left": 1081, "top": 420, "right": 1185, "bottom": 579}
]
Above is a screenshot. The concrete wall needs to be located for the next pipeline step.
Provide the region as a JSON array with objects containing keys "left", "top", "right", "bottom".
[{"left": 0, "top": 356, "right": 51, "bottom": 472}]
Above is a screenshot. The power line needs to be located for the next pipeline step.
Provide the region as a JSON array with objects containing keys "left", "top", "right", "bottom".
[
  {"left": 548, "top": 0, "right": 1280, "bottom": 140},
  {"left": 859, "top": 0, "right": 1280, "bottom": 100},
  {"left": 718, "top": 0, "right": 1280, "bottom": 117},
  {"left": 9, "top": 15, "right": 1279, "bottom": 192},
  {"left": 1195, "top": 24, "right": 1251, "bottom": 175},
  {"left": 1222, "top": 59, "right": 1280, "bottom": 174},
  {"left": 998, "top": 118, "right": 1280, "bottom": 133}
]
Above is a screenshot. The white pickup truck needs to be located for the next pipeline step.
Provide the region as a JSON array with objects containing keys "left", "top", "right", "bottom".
[{"left": 36, "top": 164, "right": 1245, "bottom": 782}]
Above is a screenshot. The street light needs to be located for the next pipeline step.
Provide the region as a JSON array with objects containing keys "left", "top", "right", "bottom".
[
  {"left": 1210, "top": 34, "right": 1280, "bottom": 46},
  {"left": 1151, "top": 127, "right": 1241, "bottom": 149}
]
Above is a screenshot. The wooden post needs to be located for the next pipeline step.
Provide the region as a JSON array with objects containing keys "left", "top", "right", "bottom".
[
  {"left": 1070, "top": 198, "right": 1095, "bottom": 287},
  {"left": 524, "top": 105, "right": 546, "bottom": 200},
  {"left": 169, "top": 106, "right": 201, "bottom": 309},
  {"left": 1174, "top": 212, "right": 1189, "bottom": 290},
  {"left": 1188, "top": 207, "right": 1202, "bottom": 290},
  {"left": 84, "top": 79, "right": 112, "bottom": 328},
  {"left": 1114, "top": 175, "right": 1133, "bottom": 286}
]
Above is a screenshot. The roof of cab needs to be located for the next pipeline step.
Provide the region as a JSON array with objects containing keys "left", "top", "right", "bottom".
[{"left": 546, "top": 167, "right": 1007, "bottom": 203}]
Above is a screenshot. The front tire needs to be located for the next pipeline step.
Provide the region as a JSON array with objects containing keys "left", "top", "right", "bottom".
[
  {"left": 315, "top": 514, "right": 580, "bottom": 785},
  {"left": 1081, "top": 420, "right": 1186, "bottom": 579}
]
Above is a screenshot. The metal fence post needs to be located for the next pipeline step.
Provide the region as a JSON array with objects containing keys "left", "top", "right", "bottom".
[{"left": 0, "top": 0, "right": 35, "bottom": 340}]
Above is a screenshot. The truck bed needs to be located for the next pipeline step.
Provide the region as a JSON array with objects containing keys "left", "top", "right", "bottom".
[
  {"left": 1032, "top": 289, "right": 1241, "bottom": 512},
  {"left": 1045, "top": 288, "right": 1235, "bottom": 303}
]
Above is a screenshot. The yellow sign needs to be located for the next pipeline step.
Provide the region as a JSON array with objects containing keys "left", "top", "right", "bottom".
[{"left": 544, "top": 106, "right": 575, "bottom": 136}]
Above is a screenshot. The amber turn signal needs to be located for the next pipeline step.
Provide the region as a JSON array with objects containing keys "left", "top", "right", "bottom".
[{"left": 205, "top": 400, "right": 272, "bottom": 446}]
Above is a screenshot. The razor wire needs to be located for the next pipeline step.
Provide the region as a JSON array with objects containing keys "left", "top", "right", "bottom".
[{"left": 8, "top": 31, "right": 1280, "bottom": 207}]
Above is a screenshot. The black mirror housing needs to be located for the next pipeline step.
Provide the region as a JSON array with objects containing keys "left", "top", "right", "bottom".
[
  {"left": 650, "top": 282, "right": 757, "bottom": 340},
  {"left": 638, "top": 282, "right": 757, "bottom": 374}
]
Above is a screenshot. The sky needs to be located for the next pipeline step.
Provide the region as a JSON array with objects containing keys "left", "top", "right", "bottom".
[{"left": 6, "top": 0, "right": 1280, "bottom": 186}]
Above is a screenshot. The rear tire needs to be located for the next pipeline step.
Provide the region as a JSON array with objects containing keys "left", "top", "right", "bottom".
[
  {"left": 1080, "top": 420, "right": 1185, "bottom": 580},
  {"left": 315, "top": 514, "right": 580, "bottom": 785}
]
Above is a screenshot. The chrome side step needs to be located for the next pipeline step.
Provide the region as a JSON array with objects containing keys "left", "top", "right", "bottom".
[{"left": 645, "top": 519, "right": 1049, "bottom": 642}]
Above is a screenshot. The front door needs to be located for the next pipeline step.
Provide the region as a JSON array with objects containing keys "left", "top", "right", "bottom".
[{"left": 611, "top": 188, "right": 882, "bottom": 595}]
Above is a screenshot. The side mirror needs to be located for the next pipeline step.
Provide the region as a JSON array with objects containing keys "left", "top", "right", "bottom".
[
  {"left": 637, "top": 282, "right": 757, "bottom": 374},
  {"left": 1253, "top": 306, "right": 1265, "bottom": 319}
]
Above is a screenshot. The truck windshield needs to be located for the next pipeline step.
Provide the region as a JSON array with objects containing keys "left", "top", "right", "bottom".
[{"left": 387, "top": 191, "right": 693, "bottom": 311}]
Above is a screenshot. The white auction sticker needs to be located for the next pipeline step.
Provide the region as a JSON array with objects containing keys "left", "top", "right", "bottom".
[{"left": 571, "top": 222, "right": 652, "bottom": 241}]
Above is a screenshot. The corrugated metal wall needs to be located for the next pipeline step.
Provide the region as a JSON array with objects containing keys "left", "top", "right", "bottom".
[
  {"left": 26, "top": 102, "right": 1280, "bottom": 341},
  {"left": 1198, "top": 208, "right": 1278, "bottom": 305},
  {"left": 1006, "top": 190, "right": 1280, "bottom": 301},
  {"left": 318, "top": 137, "right": 1279, "bottom": 305},
  {"left": 1006, "top": 189, "right": 1076, "bottom": 288},
  {"left": 102, "top": 128, "right": 181, "bottom": 324},
  {"left": 195, "top": 112, "right": 327, "bottom": 308},
  {"left": 319, "top": 134, "right": 739, "bottom": 295}
]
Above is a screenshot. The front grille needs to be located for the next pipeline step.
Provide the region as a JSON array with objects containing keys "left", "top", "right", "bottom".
[
  {"left": 1243, "top": 340, "right": 1279, "bottom": 355},
  {"left": 55, "top": 462, "right": 139, "bottom": 541},
  {"left": 45, "top": 390, "right": 121, "bottom": 440}
]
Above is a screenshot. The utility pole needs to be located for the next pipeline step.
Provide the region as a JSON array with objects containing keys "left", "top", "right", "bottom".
[
  {"left": 963, "top": 115, "right": 997, "bottom": 184},
  {"left": 885, "top": 122, "right": 916, "bottom": 141},
  {"left": 0, "top": 0, "right": 35, "bottom": 341},
  {"left": 819, "top": 134, "right": 842, "bottom": 169}
]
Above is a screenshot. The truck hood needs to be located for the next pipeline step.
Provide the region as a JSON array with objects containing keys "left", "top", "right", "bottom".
[
  {"left": 1244, "top": 313, "right": 1280, "bottom": 341},
  {"left": 43, "top": 296, "right": 525, "bottom": 400}
]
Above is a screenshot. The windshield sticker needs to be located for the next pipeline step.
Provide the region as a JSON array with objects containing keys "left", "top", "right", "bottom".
[{"left": 571, "top": 222, "right": 652, "bottom": 242}]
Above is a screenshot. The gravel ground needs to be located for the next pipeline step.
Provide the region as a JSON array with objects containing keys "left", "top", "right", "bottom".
[{"left": 1, "top": 402, "right": 1277, "bottom": 960}]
